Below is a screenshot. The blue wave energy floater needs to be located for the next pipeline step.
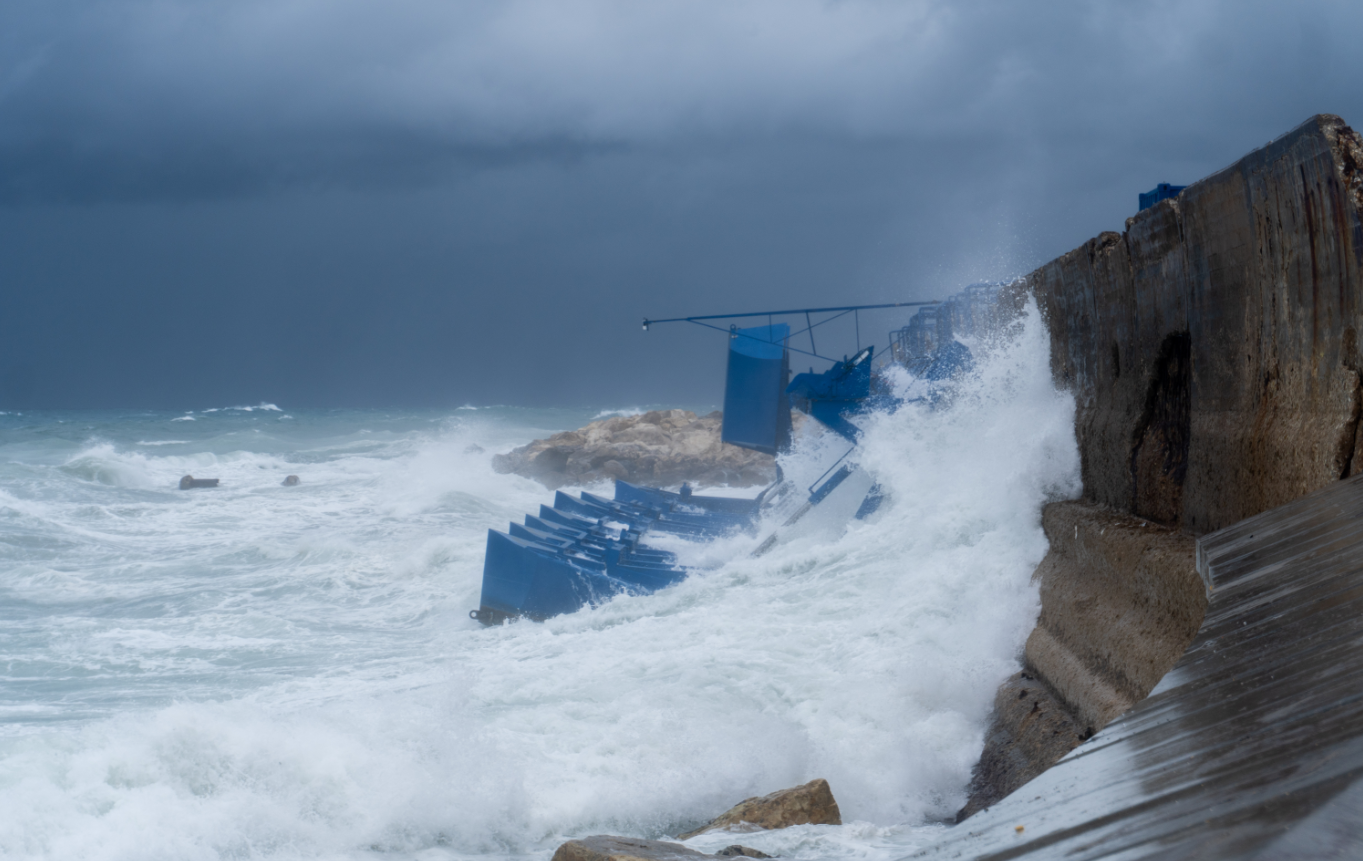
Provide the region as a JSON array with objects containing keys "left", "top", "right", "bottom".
[
  {"left": 476, "top": 290, "right": 1008, "bottom": 624},
  {"left": 471, "top": 480, "right": 760, "bottom": 624}
]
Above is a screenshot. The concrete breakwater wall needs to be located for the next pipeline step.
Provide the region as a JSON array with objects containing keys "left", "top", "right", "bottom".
[
  {"left": 925, "top": 472, "right": 1363, "bottom": 859},
  {"left": 1032, "top": 113, "right": 1363, "bottom": 534},
  {"left": 961, "top": 114, "right": 1363, "bottom": 821}
]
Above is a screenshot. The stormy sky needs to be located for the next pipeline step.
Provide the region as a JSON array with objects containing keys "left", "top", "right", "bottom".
[{"left": 2, "top": 0, "right": 1361, "bottom": 409}]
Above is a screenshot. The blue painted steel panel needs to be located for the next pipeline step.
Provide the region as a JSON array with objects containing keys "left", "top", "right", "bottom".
[
  {"left": 481, "top": 530, "right": 639, "bottom": 621},
  {"left": 476, "top": 477, "right": 768, "bottom": 624},
  {"left": 786, "top": 347, "right": 875, "bottom": 441},
  {"left": 721, "top": 324, "right": 793, "bottom": 455},
  {"left": 610, "top": 482, "right": 760, "bottom": 517},
  {"left": 1139, "top": 182, "right": 1186, "bottom": 212}
]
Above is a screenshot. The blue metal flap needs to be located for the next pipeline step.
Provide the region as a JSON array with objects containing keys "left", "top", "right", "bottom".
[
  {"left": 786, "top": 346, "right": 876, "bottom": 442},
  {"left": 721, "top": 324, "right": 792, "bottom": 455},
  {"left": 1139, "top": 182, "right": 1186, "bottom": 212}
]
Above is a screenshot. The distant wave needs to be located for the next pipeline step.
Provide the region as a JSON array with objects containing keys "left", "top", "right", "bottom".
[
  {"left": 202, "top": 403, "right": 282, "bottom": 413},
  {"left": 136, "top": 440, "right": 189, "bottom": 446}
]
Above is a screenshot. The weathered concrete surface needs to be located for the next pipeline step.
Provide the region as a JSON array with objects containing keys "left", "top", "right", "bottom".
[
  {"left": 1024, "top": 503, "right": 1203, "bottom": 733},
  {"left": 917, "top": 472, "right": 1363, "bottom": 860},
  {"left": 1030, "top": 113, "right": 1363, "bottom": 535},
  {"left": 492, "top": 409, "right": 777, "bottom": 490},
  {"left": 956, "top": 671, "right": 1086, "bottom": 822},
  {"left": 676, "top": 779, "right": 841, "bottom": 840},
  {"left": 960, "top": 114, "right": 1363, "bottom": 821},
  {"left": 960, "top": 502, "right": 1204, "bottom": 819}
]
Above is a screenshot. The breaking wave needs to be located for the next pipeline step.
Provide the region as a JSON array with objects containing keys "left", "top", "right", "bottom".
[{"left": 0, "top": 305, "right": 1076, "bottom": 861}]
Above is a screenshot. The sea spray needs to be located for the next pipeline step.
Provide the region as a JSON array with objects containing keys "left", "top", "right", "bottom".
[{"left": 0, "top": 305, "right": 1077, "bottom": 860}]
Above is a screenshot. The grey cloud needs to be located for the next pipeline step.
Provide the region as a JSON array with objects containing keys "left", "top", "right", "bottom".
[
  {"left": 3, "top": 1, "right": 1363, "bottom": 409},
  {"left": 4, "top": 0, "right": 1361, "bottom": 201}
]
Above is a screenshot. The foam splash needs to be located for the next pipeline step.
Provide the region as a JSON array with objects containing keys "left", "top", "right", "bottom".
[
  {"left": 0, "top": 306, "right": 1077, "bottom": 860},
  {"left": 201, "top": 403, "right": 282, "bottom": 413},
  {"left": 591, "top": 407, "right": 649, "bottom": 419}
]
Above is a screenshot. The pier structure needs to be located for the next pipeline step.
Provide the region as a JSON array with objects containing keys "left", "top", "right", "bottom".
[{"left": 946, "top": 114, "right": 1363, "bottom": 856}]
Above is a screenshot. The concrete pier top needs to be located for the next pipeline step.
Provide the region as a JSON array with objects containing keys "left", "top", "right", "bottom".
[{"left": 915, "top": 473, "right": 1363, "bottom": 860}]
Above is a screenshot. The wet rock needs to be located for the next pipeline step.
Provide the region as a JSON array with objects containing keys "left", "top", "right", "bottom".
[
  {"left": 550, "top": 837, "right": 773, "bottom": 861},
  {"left": 676, "top": 779, "right": 841, "bottom": 840},
  {"left": 552, "top": 836, "right": 713, "bottom": 861},
  {"left": 179, "top": 475, "right": 219, "bottom": 489},
  {"left": 281, "top": 475, "right": 300, "bottom": 486},
  {"left": 492, "top": 409, "right": 780, "bottom": 490},
  {"left": 715, "top": 847, "right": 772, "bottom": 858}
]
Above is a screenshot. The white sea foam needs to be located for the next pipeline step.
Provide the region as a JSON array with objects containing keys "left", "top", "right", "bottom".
[
  {"left": 0, "top": 306, "right": 1076, "bottom": 861},
  {"left": 591, "top": 407, "right": 649, "bottom": 419},
  {"left": 200, "top": 403, "right": 282, "bottom": 414}
]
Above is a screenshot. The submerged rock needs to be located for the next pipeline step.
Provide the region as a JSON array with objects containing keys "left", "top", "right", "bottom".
[
  {"left": 552, "top": 836, "right": 717, "bottom": 861},
  {"left": 551, "top": 837, "right": 772, "bottom": 861},
  {"left": 281, "top": 475, "right": 300, "bottom": 486},
  {"left": 715, "top": 847, "right": 772, "bottom": 858},
  {"left": 178, "top": 475, "right": 219, "bottom": 489},
  {"left": 492, "top": 409, "right": 778, "bottom": 490},
  {"left": 676, "top": 779, "right": 841, "bottom": 840}
]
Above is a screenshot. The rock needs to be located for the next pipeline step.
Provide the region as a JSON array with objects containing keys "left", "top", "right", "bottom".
[
  {"left": 552, "top": 836, "right": 713, "bottom": 861},
  {"left": 676, "top": 779, "right": 841, "bottom": 840},
  {"left": 715, "top": 847, "right": 772, "bottom": 858},
  {"left": 491, "top": 409, "right": 782, "bottom": 490},
  {"left": 179, "top": 475, "right": 220, "bottom": 489},
  {"left": 550, "top": 837, "right": 772, "bottom": 861},
  {"left": 281, "top": 475, "right": 300, "bottom": 486}
]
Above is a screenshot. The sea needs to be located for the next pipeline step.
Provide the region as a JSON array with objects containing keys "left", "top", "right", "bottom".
[{"left": 0, "top": 306, "right": 1079, "bottom": 861}]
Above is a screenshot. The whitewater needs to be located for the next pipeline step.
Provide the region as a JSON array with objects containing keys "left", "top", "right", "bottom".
[{"left": 0, "top": 308, "right": 1078, "bottom": 861}]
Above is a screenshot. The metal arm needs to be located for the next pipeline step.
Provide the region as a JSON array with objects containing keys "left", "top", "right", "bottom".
[{"left": 642, "top": 300, "right": 939, "bottom": 331}]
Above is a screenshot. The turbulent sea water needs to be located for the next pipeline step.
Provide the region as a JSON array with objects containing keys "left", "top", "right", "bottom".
[{"left": 0, "top": 309, "right": 1079, "bottom": 861}]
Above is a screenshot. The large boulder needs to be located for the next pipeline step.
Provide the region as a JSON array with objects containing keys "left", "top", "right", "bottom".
[
  {"left": 492, "top": 409, "right": 778, "bottom": 490},
  {"left": 676, "top": 779, "right": 841, "bottom": 840}
]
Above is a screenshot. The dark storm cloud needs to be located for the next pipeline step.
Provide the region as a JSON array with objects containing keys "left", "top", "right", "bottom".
[
  {"left": 4, "top": 0, "right": 1356, "bottom": 200},
  {"left": 2, "top": 0, "right": 1362, "bottom": 408}
]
